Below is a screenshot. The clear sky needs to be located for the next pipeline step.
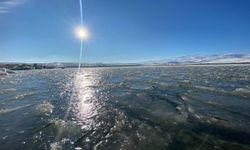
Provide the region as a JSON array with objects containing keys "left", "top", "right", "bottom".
[{"left": 0, "top": 0, "right": 250, "bottom": 63}]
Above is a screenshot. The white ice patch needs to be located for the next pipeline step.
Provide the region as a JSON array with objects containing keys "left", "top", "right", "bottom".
[
  {"left": 234, "top": 88, "right": 250, "bottom": 97},
  {"left": 35, "top": 102, "right": 54, "bottom": 116},
  {"left": 50, "top": 142, "right": 62, "bottom": 150}
]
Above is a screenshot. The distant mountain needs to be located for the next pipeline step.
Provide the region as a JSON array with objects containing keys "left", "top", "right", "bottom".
[
  {"left": 0, "top": 62, "right": 143, "bottom": 70},
  {"left": 145, "top": 54, "right": 250, "bottom": 65}
]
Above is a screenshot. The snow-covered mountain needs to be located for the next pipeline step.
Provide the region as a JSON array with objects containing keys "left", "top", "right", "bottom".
[{"left": 146, "top": 54, "right": 250, "bottom": 64}]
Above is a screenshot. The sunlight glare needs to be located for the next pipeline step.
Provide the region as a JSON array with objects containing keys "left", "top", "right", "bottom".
[{"left": 75, "top": 26, "right": 89, "bottom": 41}]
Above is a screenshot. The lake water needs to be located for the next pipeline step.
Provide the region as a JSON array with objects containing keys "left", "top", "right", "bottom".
[{"left": 0, "top": 65, "right": 250, "bottom": 150}]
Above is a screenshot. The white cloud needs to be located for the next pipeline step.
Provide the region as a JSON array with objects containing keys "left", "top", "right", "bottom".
[{"left": 0, "top": 0, "right": 26, "bottom": 14}]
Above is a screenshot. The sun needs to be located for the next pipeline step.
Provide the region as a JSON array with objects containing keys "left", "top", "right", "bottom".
[{"left": 75, "top": 26, "right": 89, "bottom": 41}]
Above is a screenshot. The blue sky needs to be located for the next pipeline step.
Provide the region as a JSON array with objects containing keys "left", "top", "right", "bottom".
[{"left": 0, "top": 0, "right": 250, "bottom": 63}]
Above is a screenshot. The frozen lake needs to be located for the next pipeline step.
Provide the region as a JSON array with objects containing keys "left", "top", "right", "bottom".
[{"left": 0, "top": 65, "right": 250, "bottom": 150}]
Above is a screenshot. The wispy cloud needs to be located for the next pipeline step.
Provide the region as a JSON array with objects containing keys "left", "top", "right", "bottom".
[{"left": 0, "top": 0, "right": 26, "bottom": 14}]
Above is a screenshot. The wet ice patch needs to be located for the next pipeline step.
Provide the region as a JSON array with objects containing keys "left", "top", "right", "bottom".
[
  {"left": 194, "top": 85, "right": 217, "bottom": 92},
  {"left": 35, "top": 102, "right": 54, "bottom": 116},
  {"left": 129, "top": 82, "right": 151, "bottom": 90},
  {"left": 18, "top": 92, "right": 34, "bottom": 98},
  {"left": 149, "top": 101, "right": 188, "bottom": 123},
  {"left": 234, "top": 88, "right": 250, "bottom": 97},
  {"left": 0, "top": 88, "right": 16, "bottom": 94},
  {"left": 0, "top": 104, "right": 31, "bottom": 115},
  {"left": 47, "top": 118, "right": 82, "bottom": 136}
]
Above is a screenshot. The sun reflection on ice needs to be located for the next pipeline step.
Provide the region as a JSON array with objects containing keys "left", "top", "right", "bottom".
[{"left": 71, "top": 70, "right": 100, "bottom": 130}]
